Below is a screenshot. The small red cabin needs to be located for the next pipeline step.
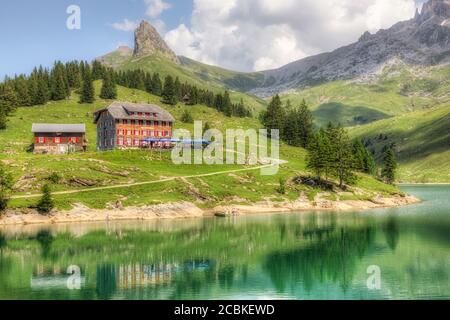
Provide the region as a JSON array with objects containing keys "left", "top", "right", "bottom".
[{"left": 32, "top": 123, "right": 87, "bottom": 154}]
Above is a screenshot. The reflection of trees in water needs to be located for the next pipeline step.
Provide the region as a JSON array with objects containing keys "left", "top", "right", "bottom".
[
  {"left": 96, "top": 264, "right": 117, "bottom": 300},
  {"left": 383, "top": 216, "right": 400, "bottom": 251},
  {"left": 35, "top": 230, "right": 54, "bottom": 258},
  {"left": 263, "top": 226, "right": 375, "bottom": 293}
]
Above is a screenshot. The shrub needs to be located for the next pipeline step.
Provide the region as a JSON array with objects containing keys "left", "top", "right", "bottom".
[{"left": 37, "top": 184, "right": 54, "bottom": 214}]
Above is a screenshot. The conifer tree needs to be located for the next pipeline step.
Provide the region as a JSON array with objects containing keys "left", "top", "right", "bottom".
[
  {"left": 297, "top": 99, "right": 314, "bottom": 148},
  {"left": 174, "top": 77, "right": 182, "bottom": 102},
  {"left": 262, "top": 94, "right": 285, "bottom": 138},
  {"left": 352, "top": 139, "right": 376, "bottom": 175},
  {"left": 14, "top": 75, "right": 31, "bottom": 106},
  {"left": 152, "top": 73, "right": 162, "bottom": 96},
  {"left": 66, "top": 61, "right": 82, "bottom": 88},
  {"left": 50, "top": 62, "right": 69, "bottom": 101},
  {"left": 162, "top": 75, "right": 177, "bottom": 105},
  {"left": 0, "top": 109, "right": 7, "bottom": 130},
  {"left": 222, "top": 91, "right": 232, "bottom": 116},
  {"left": 0, "top": 82, "right": 18, "bottom": 114},
  {"left": 79, "top": 69, "right": 95, "bottom": 104},
  {"left": 0, "top": 164, "right": 13, "bottom": 212},
  {"left": 36, "top": 184, "right": 54, "bottom": 214},
  {"left": 329, "top": 125, "right": 356, "bottom": 188},
  {"left": 382, "top": 147, "right": 397, "bottom": 184},
  {"left": 100, "top": 70, "right": 117, "bottom": 100},
  {"left": 91, "top": 60, "right": 105, "bottom": 80}
]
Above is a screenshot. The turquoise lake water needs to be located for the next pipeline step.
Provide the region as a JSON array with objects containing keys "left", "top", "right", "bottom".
[{"left": 0, "top": 185, "right": 448, "bottom": 300}]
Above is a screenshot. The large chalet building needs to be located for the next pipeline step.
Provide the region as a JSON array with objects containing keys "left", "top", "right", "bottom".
[
  {"left": 94, "top": 102, "right": 175, "bottom": 151},
  {"left": 32, "top": 124, "right": 87, "bottom": 154}
]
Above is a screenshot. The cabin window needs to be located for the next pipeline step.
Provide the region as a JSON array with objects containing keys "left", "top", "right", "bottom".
[
  {"left": 154, "top": 121, "right": 159, "bottom": 126},
  {"left": 139, "top": 120, "right": 144, "bottom": 125},
  {"left": 37, "top": 137, "right": 44, "bottom": 144},
  {"left": 131, "top": 120, "right": 136, "bottom": 125},
  {"left": 155, "top": 131, "right": 160, "bottom": 137},
  {"left": 138, "top": 112, "right": 142, "bottom": 116},
  {"left": 134, "top": 130, "right": 139, "bottom": 135},
  {"left": 134, "top": 139, "right": 139, "bottom": 146},
  {"left": 146, "top": 120, "right": 151, "bottom": 125},
  {"left": 127, "top": 130, "right": 132, "bottom": 135},
  {"left": 126, "top": 138, "right": 131, "bottom": 145},
  {"left": 118, "top": 138, "right": 123, "bottom": 145},
  {"left": 162, "top": 121, "right": 166, "bottom": 126},
  {"left": 145, "top": 113, "right": 150, "bottom": 117},
  {"left": 122, "top": 119, "right": 128, "bottom": 124}
]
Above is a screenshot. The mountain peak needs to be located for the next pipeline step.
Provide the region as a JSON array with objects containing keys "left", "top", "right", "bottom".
[
  {"left": 416, "top": 0, "right": 450, "bottom": 23},
  {"left": 133, "top": 20, "right": 179, "bottom": 64}
]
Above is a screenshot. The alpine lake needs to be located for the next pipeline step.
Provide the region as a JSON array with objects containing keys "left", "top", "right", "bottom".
[{"left": 0, "top": 185, "right": 448, "bottom": 300}]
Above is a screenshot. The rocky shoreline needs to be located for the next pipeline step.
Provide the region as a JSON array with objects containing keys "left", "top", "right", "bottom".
[{"left": 0, "top": 194, "right": 421, "bottom": 227}]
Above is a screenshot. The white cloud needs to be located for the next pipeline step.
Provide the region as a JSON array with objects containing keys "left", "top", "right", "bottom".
[
  {"left": 164, "top": 0, "right": 418, "bottom": 72},
  {"left": 145, "top": 0, "right": 172, "bottom": 18},
  {"left": 111, "top": 19, "right": 139, "bottom": 31}
]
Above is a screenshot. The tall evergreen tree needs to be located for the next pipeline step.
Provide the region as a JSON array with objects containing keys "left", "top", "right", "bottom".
[
  {"left": 222, "top": 91, "right": 232, "bottom": 116},
  {"left": 324, "top": 124, "right": 356, "bottom": 188},
  {"left": 36, "top": 184, "right": 54, "bottom": 214},
  {"left": 100, "top": 70, "right": 117, "bottom": 100},
  {"left": 14, "top": 75, "right": 31, "bottom": 106},
  {"left": 297, "top": 99, "right": 314, "bottom": 148},
  {"left": 0, "top": 164, "right": 13, "bottom": 212},
  {"left": 353, "top": 139, "right": 376, "bottom": 175},
  {"left": 382, "top": 147, "right": 397, "bottom": 184},
  {"left": 50, "top": 62, "right": 69, "bottom": 101},
  {"left": 79, "top": 69, "right": 95, "bottom": 104},
  {"left": 152, "top": 73, "right": 162, "bottom": 96},
  {"left": 174, "top": 77, "right": 182, "bottom": 102},
  {"left": 91, "top": 60, "right": 105, "bottom": 80},
  {"left": 0, "top": 109, "right": 7, "bottom": 130},
  {"left": 66, "top": 61, "right": 82, "bottom": 88},
  {"left": 162, "top": 75, "right": 177, "bottom": 105},
  {"left": 0, "top": 82, "right": 18, "bottom": 114},
  {"left": 262, "top": 94, "right": 285, "bottom": 138}
]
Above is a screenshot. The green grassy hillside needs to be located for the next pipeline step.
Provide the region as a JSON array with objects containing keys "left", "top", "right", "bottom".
[
  {"left": 281, "top": 63, "right": 450, "bottom": 127},
  {"left": 100, "top": 51, "right": 267, "bottom": 113},
  {"left": 350, "top": 104, "right": 450, "bottom": 183},
  {"left": 0, "top": 82, "right": 398, "bottom": 211}
]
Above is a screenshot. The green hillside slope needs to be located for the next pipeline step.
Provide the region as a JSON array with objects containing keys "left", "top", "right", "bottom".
[
  {"left": 350, "top": 104, "right": 450, "bottom": 183},
  {"left": 100, "top": 51, "right": 267, "bottom": 113},
  {"left": 0, "top": 82, "right": 398, "bottom": 211},
  {"left": 281, "top": 63, "right": 450, "bottom": 127}
]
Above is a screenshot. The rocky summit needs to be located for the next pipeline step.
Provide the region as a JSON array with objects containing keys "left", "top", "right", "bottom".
[
  {"left": 250, "top": 0, "right": 450, "bottom": 97},
  {"left": 133, "top": 21, "right": 179, "bottom": 64}
]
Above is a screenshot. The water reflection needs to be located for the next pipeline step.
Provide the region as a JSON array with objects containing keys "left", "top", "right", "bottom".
[{"left": 0, "top": 186, "right": 449, "bottom": 300}]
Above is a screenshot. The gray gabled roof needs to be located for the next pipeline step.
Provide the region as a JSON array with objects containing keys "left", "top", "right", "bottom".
[
  {"left": 32, "top": 123, "right": 86, "bottom": 133},
  {"left": 93, "top": 102, "right": 175, "bottom": 123}
]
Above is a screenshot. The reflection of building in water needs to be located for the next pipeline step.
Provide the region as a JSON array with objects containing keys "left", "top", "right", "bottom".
[
  {"left": 116, "top": 260, "right": 214, "bottom": 289},
  {"left": 118, "top": 264, "right": 174, "bottom": 289}
]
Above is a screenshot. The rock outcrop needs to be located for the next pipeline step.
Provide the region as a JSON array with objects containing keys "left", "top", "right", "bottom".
[{"left": 133, "top": 21, "right": 179, "bottom": 64}]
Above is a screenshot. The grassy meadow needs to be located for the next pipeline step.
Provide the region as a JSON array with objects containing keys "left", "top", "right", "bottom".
[{"left": 0, "top": 82, "right": 398, "bottom": 211}]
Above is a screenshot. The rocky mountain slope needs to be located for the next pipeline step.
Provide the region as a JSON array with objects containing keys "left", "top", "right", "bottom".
[{"left": 251, "top": 0, "right": 450, "bottom": 97}]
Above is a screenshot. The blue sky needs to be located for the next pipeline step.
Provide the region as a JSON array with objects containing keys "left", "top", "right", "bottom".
[
  {"left": 0, "top": 0, "right": 429, "bottom": 78},
  {"left": 0, "top": 0, "right": 192, "bottom": 78}
]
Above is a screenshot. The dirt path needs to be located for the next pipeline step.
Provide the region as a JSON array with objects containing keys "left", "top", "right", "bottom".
[{"left": 11, "top": 162, "right": 283, "bottom": 200}]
